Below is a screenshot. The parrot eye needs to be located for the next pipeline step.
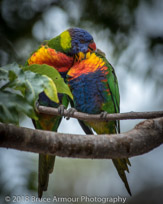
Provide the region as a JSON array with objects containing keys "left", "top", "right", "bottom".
[{"left": 80, "top": 39, "right": 85, "bottom": 44}]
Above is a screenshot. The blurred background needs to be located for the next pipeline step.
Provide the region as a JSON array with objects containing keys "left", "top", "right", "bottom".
[{"left": 0, "top": 0, "right": 163, "bottom": 203}]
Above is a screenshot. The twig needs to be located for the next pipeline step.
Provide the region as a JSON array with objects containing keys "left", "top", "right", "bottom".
[
  {"left": 37, "top": 105, "right": 163, "bottom": 121},
  {"left": 0, "top": 117, "right": 163, "bottom": 158}
]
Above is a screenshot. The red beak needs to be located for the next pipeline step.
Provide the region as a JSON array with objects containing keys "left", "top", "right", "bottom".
[{"left": 88, "top": 42, "right": 96, "bottom": 52}]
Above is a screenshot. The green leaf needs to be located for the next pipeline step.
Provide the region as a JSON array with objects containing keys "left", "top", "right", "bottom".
[
  {"left": 23, "top": 70, "right": 59, "bottom": 104},
  {"left": 44, "top": 76, "right": 59, "bottom": 103},
  {"left": 0, "top": 63, "right": 60, "bottom": 124},
  {"left": 8, "top": 70, "right": 17, "bottom": 81},
  {"left": 0, "top": 68, "right": 8, "bottom": 80},
  {"left": 4, "top": 63, "right": 59, "bottom": 104},
  {"left": 0, "top": 90, "right": 37, "bottom": 124},
  {"left": 23, "top": 64, "right": 73, "bottom": 100}
]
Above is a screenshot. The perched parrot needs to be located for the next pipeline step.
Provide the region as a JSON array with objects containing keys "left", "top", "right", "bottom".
[
  {"left": 67, "top": 49, "right": 131, "bottom": 195},
  {"left": 27, "top": 27, "right": 96, "bottom": 197}
]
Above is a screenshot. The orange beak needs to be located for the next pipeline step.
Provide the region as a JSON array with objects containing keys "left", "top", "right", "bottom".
[{"left": 88, "top": 41, "right": 96, "bottom": 52}]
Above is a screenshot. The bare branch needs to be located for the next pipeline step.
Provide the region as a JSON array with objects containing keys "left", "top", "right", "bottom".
[
  {"left": 37, "top": 105, "right": 163, "bottom": 121},
  {"left": 0, "top": 117, "right": 163, "bottom": 159}
]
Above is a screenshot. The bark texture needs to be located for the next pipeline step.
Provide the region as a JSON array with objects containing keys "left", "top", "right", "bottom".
[
  {"left": 0, "top": 117, "right": 163, "bottom": 159},
  {"left": 38, "top": 106, "right": 163, "bottom": 121}
]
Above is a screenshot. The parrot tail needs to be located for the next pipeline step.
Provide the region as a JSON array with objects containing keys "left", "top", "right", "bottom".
[
  {"left": 112, "top": 158, "right": 131, "bottom": 196},
  {"left": 38, "top": 154, "right": 55, "bottom": 198}
]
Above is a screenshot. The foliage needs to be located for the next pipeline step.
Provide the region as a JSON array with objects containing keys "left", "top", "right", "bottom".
[
  {"left": 0, "top": 63, "right": 72, "bottom": 124},
  {"left": 23, "top": 64, "right": 73, "bottom": 100}
]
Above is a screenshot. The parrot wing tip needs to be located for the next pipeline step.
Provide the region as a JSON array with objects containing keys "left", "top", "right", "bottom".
[{"left": 38, "top": 187, "right": 43, "bottom": 198}]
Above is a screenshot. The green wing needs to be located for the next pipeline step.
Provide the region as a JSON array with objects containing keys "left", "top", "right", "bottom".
[
  {"left": 97, "top": 50, "right": 131, "bottom": 195},
  {"left": 96, "top": 51, "right": 120, "bottom": 133},
  {"left": 34, "top": 94, "right": 69, "bottom": 198},
  {"left": 104, "top": 59, "right": 120, "bottom": 133},
  {"left": 96, "top": 49, "right": 120, "bottom": 114}
]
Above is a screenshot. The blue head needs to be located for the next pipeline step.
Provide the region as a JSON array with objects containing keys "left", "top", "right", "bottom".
[
  {"left": 68, "top": 27, "right": 96, "bottom": 55},
  {"left": 48, "top": 27, "right": 96, "bottom": 55}
]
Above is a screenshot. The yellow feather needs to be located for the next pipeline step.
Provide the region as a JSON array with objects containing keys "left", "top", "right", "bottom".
[{"left": 60, "top": 31, "right": 72, "bottom": 50}]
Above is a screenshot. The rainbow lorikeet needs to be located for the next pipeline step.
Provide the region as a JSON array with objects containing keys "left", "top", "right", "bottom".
[
  {"left": 27, "top": 27, "right": 96, "bottom": 197},
  {"left": 67, "top": 49, "right": 131, "bottom": 195}
]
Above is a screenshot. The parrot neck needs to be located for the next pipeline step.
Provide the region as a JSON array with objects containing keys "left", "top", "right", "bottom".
[
  {"left": 67, "top": 52, "right": 106, "bottom": 80},
  {"left": 74, "top": 52, "right": 91, "bottom": 62}
]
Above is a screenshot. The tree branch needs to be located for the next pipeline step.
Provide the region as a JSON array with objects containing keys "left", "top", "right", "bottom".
[
  {"left": 37, "top": 105, "right": 163, "bottom": 121},
  {"left": 0, "top": 117, "right": 163, "bottom": 159}
]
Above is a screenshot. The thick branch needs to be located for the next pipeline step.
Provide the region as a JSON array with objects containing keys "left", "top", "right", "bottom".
[
  {"left": 0, "top": 117, "right": 163, "bottom": 159},
  {"left": 37, "top": 106, "right": 163, "bottom": 121}
]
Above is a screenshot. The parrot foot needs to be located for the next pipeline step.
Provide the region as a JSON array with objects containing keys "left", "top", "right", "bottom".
[
  {"left": 100, "top": 111, "right": 108, "bottom": 121},
  {"left": 66, "top": 108, "right": 77, "bottom": 120},
  {"left": 58, "top": 105, "right": 65, "bottom": 116}
]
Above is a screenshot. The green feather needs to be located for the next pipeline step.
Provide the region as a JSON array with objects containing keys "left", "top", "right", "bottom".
[
  {"left": 48, "top": 30, "right": 72, "bottom": 53},
  {"left": 26, "top": 30, "right": 72, "bottom": 197},
  {"left": 112, "top": 159, "right": 132, "bottom": 195},
  {"left": 38, "top": 154, "right": 55, "bottom": 198},
  {"left": 92, "top": 50, "right": 131, "bottom": 195},
  {"left": 48, "top": 35, "right": 63, "bottom": 51},
  {"left": 33, "top": 94, "right": 69, "bottom": 198}
]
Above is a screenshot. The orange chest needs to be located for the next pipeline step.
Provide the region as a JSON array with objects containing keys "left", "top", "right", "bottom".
[{"left": 28, "top": 46, "right": 73, "bottom": 73}]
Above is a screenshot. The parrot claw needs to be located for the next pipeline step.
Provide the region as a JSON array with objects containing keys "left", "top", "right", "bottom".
[
  {"left": 58, "top": 105, "right": 65, "bottom": 116},
  {"left": 66, "top": 108, "right": 77, "bottom": 120},
  {"left": 100, "top": 111, "right": 108, "bottom": 120}
]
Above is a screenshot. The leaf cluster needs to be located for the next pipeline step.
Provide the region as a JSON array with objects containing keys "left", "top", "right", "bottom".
[{"left": 0, "top": 63, "right": 72, "bottom": 124}]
